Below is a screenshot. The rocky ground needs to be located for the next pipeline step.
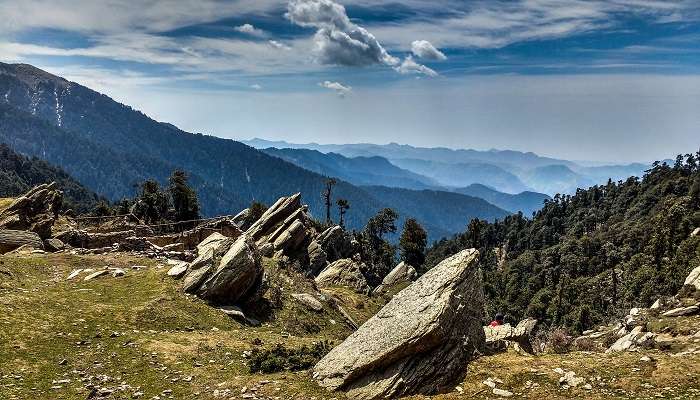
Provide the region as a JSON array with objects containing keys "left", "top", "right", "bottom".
[{"left": 1, "top": 251, "right": 699, "bottom": 400}]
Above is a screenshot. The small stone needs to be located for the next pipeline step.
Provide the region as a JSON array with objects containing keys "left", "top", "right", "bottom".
[{"left": 493, "top": 388, "right": 513, "bottom": 397}]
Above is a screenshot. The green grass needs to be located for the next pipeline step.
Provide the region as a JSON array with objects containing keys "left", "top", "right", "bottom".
[{"left": 1, "top": 253, "right": 698, "bottom": 400}]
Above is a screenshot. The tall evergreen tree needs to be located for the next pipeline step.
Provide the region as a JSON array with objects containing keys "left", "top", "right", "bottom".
[
  {"left": 169, "top": 170, "right": 200, "bottom": 222},
  {"left": 399, "top": 218, "right": 427, "bottom": 267},
  {"left": 133, "top": 179, "right": 170, "bottom": 224},
  {"left": 337, "top": 198, "right": 350, "bottom": 228}
]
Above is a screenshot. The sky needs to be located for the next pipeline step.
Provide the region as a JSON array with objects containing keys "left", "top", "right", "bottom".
[{"left": 1, "top": 0, "right": 699, "bottom": 163}]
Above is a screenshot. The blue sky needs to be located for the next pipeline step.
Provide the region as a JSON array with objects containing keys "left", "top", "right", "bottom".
[{"left": 1, "top": 0, "right": 699, "bottom": 162}]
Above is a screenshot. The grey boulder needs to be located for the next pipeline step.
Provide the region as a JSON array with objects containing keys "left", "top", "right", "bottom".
[
  {"left": 312, "top": 248, "right": 485, "bottom": 400},
  {"left": 315, "top": 258, "right": 370, "bottom": 294}
]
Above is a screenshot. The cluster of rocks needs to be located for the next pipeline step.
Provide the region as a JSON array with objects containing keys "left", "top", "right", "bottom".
[
  {"left": 484, "top": 318, "right": 538, "bottom": 354},
  {"left": 574, "top": 265, "right": 700, "bottom": 354}
]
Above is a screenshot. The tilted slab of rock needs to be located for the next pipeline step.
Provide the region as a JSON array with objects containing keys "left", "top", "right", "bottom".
[
  {"left": 315, "top": 258, "right": 370, "bottom": 294},
  {"left": 182, "top": 234, "right": 235, "bottom": 291},
  {"left": 0, "top": 229, "right": 44, "bottom": 254},
  {"left": 291, "top": 293, "right": 324, "bottom": 312},
  {"left": 0, "top": 182, "right": 62, "bottom": 239},
  {"left": 373, "top": 261, "right": 416, "bottom": 295},
  {"left": 684, "top": 266, "right": 700, "bottom": 291},
  {"left": 662, "top": 305, "right": 699, "bottom": 317},
  {"left": 187, "top": 235, "right": 261, "bottom": 304},
  {"left": 318, "top": 225, "right": 356, "bottom": 262},
  {"left": 312, "top": 248, "right": 485, "bottom": 400},
  {"left": 246, "top": 193, "right": 301, "bottom": 241}
]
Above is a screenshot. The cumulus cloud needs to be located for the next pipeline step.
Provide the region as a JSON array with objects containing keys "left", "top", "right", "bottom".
[
  {"left": 411, "top": 40, "right": 447, "bottom": 60},
  {"left": 394, "top": 56, "right": 438, "bottom": 77},
  {"left": 286, "top": 0, "right": 399, "bottom": 67},
  {"left": 234, "top": 23, "right": 266, "bottom": 37},
  {"left": 319, "top": 80, "right": 352, "bottom": 97}
]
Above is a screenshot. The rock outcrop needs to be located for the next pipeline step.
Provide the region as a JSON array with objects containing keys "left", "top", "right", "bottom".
[
  {"left": 372, "top": 261, "right": 416, "bottom": 295},
  {"left": 307, "top": 240, "right": 327, "bottom": 275},
  {"left": 0, "top": 182, "right": 62, "bottom": 239},
  {"left": 183, "top": 235, "right": 261, "bottom": 304},
  {"left": 315, "top": 258, "right": 370, "bottom": 294},
  {"left": 0, "top": 229, "right": 44, "bottom": 253},
  {"left": 312, "top": 248, "right": 485, "bottom": 400},
  {"left": 484, "top": 318, "right": 538, "bottom": 354},
  {"left": 247, "top": 193, "right": 302, "bottom": 241}
]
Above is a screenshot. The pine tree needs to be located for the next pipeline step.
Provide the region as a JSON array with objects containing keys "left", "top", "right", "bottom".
[
  {"left": 133, "top": 179, "right": 170, "bottom": 224},
  {"left": 399, "top": 218, "right": 427, "bottom": 267},
  {"left": 168, "top": 170, "right": 200, "bottom": 222},
  {"left": 336, "top": 198, "right": 350, "bottom": 228}
]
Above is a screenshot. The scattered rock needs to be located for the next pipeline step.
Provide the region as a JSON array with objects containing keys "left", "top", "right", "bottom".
[
  {"left": 291, "top": 293, "right": 323, "bottom": 312},
  {"left": 43, "top": 238, "right": 65, "bottom": 252},
  {"left": 83, "top": 269, "right": 109, "bottom": 281},
  {"left": 166, "top": 261, "right": 188, "bottom": 279},
  {"left": 493, "top": 388, "right": 513, "bottom": 397},
  {"left": 484, "top": 318, "right": 538, "bottom": 354},
  {"left": 315, "top": 258, "right": 370, "bottom": 294},
  {"left": 312, "top": 249, "right": 485, "bottom": 400},
  {"left": 662, "top": 306, "right": 699, "bottom": 317}
]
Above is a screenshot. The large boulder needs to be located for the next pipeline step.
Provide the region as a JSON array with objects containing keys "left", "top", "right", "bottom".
[
  {"left": 183, "top": 233, "right": 236, "bottom": 292},
  {"left": 315, "top": 258, "right": 370, "bottom": 294},
  {"left": 684, "top": 266, "right": 700, "bottom": 291},
  {"left": 184, "top": 235, "right": 261, "bottom": 304},
  {"left": 0, "top": 229, "right": 44, "bottom": 253},
  {"left": 246, "top": 193, "right": 301, "bottom": 241},
  {"left": 373, "top": 261, "right": 416, "bottom": 295},
  {"left": 0, "top": 182, "right": 62, "bottom": 239},
  {"left": 313, "top": 249, "right": 485, "bottom": 400}
]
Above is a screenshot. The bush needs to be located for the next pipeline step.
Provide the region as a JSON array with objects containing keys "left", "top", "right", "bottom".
[
  {"left": 248, "top": 341, "right": 332, "bottom": 374},
  {"left": 546, "top": 328, "right": 573, "bottom": 354}
]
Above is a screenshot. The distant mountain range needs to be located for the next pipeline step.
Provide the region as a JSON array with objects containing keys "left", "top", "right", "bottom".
[
  {"left": 243, "top": 138, "right": 653, "bottom": 196},
  {"left": 0, "top": 62, "right": 510, "bottom": 241}
]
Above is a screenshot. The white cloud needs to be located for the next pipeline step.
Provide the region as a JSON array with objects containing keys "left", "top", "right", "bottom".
[
  {"left": 411, "top": 40, "right": 447, "bottom": 61},
  {"left": 268, "top": 40, "right": 291, "bottom": 50},
  {"left": 319, "top": 80, "right": 352, "bottom": 97},
  {"left": 234, "top": 23, "right": 266, "bottom": 37},
  {"left": 394, "top": 56, "right": 438, "bottom": 77},
  {"left": 251, "top": 84, "right": 263, "bottom": 90},
  {"left": 286, "top": 0, "right": 399, "bottom": 67}
]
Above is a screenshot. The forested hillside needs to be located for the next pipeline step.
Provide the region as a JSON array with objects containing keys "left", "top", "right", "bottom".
[
  {"left": 0, "top": 143, "right": 101, "bottom": 212},
  {"left": 425, "top": 154, "right": 700, "bottom": 332},
  {"left": 454, "top": 184, "right": 550, "bottom": 216}
]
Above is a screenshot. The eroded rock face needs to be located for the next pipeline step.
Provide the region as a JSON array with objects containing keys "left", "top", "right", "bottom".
[
  {"left": 307, "top": 240, "right": 327, "bottom": 275},
  {"left": 184, "top": 235, "right": 261, "bottom": 304},
  {"left": 315, "top": 258, "right": 370, "bottom": 294},
  {"left": 0, "top": 182, "right": 62, "bottom": 239},
  {"left": 313, "top": 248, "right": 485, "bottom": 400}
]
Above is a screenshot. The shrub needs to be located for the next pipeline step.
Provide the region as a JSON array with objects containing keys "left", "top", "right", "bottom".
[
  {"left": 248, "top": 341, "right": 332, "bottom": 374},
  {"left": 546, "top": 328, "right": 573, "bottom": 354}
]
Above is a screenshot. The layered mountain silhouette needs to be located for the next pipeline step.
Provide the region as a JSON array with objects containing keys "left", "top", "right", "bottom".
[{"left": 0, "top": 62, "right": 510, "bottom": 240}]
